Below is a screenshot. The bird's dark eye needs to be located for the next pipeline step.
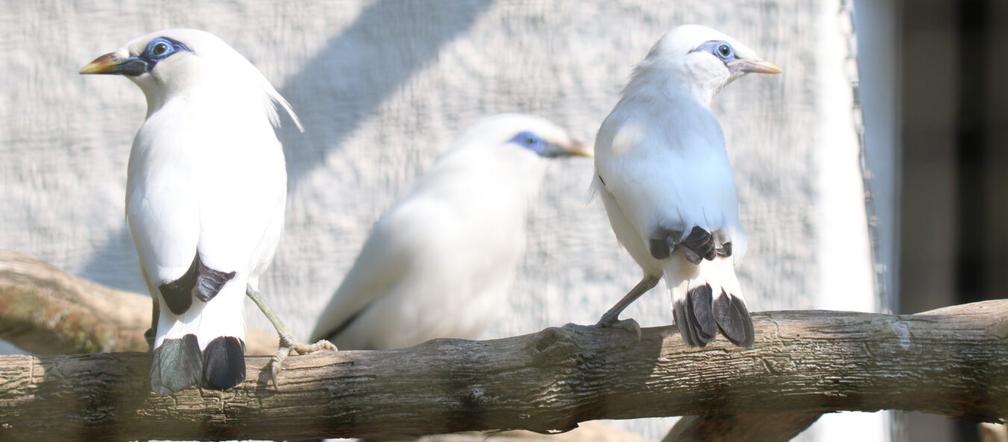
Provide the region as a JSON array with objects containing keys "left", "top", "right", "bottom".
[
  {"left": 510, "top": 131, "right": 546, "bottom": 154},
  {"left": 145, "top": 38, "right": 181, "bottom": 59},
  {"left": 717, "top": 44, "right": 733, "bottom": 59}
]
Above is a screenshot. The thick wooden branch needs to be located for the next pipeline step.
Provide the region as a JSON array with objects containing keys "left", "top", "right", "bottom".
[
  {"left": 1, "top": 300, "right": 1006, "bottom": 441},
  {"left": 0, "top": 251, "right": 275, "bottom": 355},
  {"left": 0, "top": 251, "right": 150, "bottom": 353}
]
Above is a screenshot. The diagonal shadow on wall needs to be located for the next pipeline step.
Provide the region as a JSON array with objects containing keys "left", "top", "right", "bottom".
[
  {"left": 277, "top": 0, "right": 495, "bottom": 189},
  {"left": 79, "top": 0, "right": 494, "bottom": 292}
]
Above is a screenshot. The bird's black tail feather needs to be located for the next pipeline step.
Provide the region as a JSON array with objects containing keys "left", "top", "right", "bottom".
[
  {"left": 150, "top": 334, "right": 246, "bottom": 394},
  {"left": 203, "top": 336, "right": 246, "bottom": 390},
  {"left": 673, "top": 283, "right": 754, "bottom": 347},
  {"left": 150, "top": 334, "right": 203, "bottom": 394},
  {"left": 713, "top": 289, "right": 754, "bottom": 346}
]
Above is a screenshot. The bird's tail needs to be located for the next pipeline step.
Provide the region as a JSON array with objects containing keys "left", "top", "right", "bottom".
[
  {"left": 663, "top": 255, "right": 754, "bottom": 347},
  {"left": 150, "top": 266, "right": 247, "bottom": 394},
  {"left": 196, "top": 279, "right": 247, "bottom": 390}
]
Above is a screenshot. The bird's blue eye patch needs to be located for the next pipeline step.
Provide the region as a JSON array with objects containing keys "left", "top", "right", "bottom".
[
  {"left": 509, "top": 131, "right": 548, "bottom": 156},
  {"left": 691, "top": 40, "right": 736, "bottom": 63},
  {"left": 139, "top": 37, "right": 192, "bottom": 70}
]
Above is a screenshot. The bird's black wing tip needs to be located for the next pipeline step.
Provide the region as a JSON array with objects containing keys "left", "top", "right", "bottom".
[
  {"left": 157, "top": 253, "right": 236, "bottom": 314},
  {"left": 194, "top": 257, "right": 236, "bottom": 303},
  {"left": 158, "top": 258, "right": 199, "bottom": 315}
]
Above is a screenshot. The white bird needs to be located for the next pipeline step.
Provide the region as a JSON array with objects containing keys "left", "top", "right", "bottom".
[
  {"left": 593, "top": 25, "right": 781, "bottom": 347},
  {"left": 81, "top": 29, "right": 333, "bottom": 394},
  {"left": 310, "top": 114, "right": 591, "bottom": 350}
]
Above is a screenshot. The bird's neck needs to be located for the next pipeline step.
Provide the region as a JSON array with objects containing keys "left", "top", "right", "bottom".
[
  {"left": 436, "top": 146, "right": 547, "bottom": 202},
  {"left": 625, "top": 60, "right": 721, "bottom": 108},
  {"left": 141, "top": 78, "right": 273, "bottom": 127}
]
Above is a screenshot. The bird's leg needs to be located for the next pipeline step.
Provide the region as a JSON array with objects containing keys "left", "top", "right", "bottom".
[
  {"left": 245, "top": 287, "right": 336, "bottom": 386},
  {"left": 144, "top": 298, "right": 160, "bottom": 351},
  {"left": 596, "top": 275, "right": 661, "bottom": 338}
]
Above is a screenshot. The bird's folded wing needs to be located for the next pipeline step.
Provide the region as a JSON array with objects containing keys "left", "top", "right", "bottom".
[
  {"left": 127, "top": 181, "right": 201, "bottom": 297},
  {"left": 595, "top": 109, "right": 741, "bottom": 249},
  {"left": 309, "top": 207, "right": 421, "bottom": 342}
]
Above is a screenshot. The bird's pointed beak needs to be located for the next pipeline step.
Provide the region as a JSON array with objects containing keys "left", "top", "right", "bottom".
[
  {"left": 557, "top": 140, "right": 593, "bottom": 158},
  {"left": 733, "top": 58, "right": 783, "bottom": 75},
  {"left": 80, "top": 51, "right": 148, "bottom": 76}
]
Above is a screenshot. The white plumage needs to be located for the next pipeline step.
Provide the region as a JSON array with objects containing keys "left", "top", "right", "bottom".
[
  {"left": 81, "top": 29, "right": 329, "bottom": 393},
  {"left": 593, "top": 25, "right": 781, "bottom": 347},
  {"left": 311, "top": 114, "right": 590, "bottom": 349}
]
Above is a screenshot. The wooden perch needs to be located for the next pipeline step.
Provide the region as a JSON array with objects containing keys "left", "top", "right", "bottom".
[
  {"left": 0, "top": 251, "right": 275, "bottom": 355},
  {"left": 0, "top": 297, "right": 1006, "bottom": 441}
]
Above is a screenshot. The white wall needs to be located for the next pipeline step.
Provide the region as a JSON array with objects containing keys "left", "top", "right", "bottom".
[{"left": 0, "top": 1, "right": 876, "bottom": 439}]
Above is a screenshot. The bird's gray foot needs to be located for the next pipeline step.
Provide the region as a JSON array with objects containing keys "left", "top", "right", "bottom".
[
  {"left": 270, "top": 334, "right": 336, "bottom": 387},
  {"left": 596, "top": 316, "right": 642, "bottom": 340},
  {"left": 596, "top": 309, "right": 621, "bottom": 327},
  {"left": 245, "top": 287, "right": 338, "bottom": 387},
  {"left": 595, "top": 275, "right": 660, "bottom": 340}
]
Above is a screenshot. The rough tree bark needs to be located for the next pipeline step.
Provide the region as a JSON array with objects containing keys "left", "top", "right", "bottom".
[
  {"left": 0, "top": 298, "right": 1005, "bottom": 441},
  {"left": 0, "top": 251, "right": 275, "bottom": 355}
]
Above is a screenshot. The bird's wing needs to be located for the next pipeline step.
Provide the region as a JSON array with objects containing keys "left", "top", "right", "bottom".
[
  {"left": 309, "top": 198, "right": 435, "bottom": 342},
  {"left": 194, "top": 142, "right": 286, "bottom": 281},
  {"left": 595, "top": 98, "right": 742, "bottom": 253},
  {"left": 126, "top": 128, "right": 202, "bottom": 309}
]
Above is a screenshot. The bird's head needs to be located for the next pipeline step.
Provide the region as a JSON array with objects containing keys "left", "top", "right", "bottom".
[
  {"left": 460, "top": 113, "right": 592, "bottom": 160},
  {"left": 638, "top": 25, "right": 781, "bottom": 102},
  {"left": 442, "top": 114, "right": 589, "bottom": 198},
  {"left": 80, "top": 29, "right": 301, "bottom": 130},
  {"left": 80, "top": 29, "right": 225, "bottom": 93}
]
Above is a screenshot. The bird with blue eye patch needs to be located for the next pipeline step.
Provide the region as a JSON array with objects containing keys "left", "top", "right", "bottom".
[
  {"left": 81, "top": 37, "right": 192, "bottom": 77},
  {"left": 593, "top": 25, "right": 782, "bottom": 348},
  {"left": 80, "top": 28, "right": 335, "bottom": 395},
  {"left": 141, "top": 37, "right": 190, "bottom": 64},
  {"left": 695, "top": 40, "right": 737, "bottom": 62},
  {"left": 509, "top": 130, "right": 581, "bottom": 158},
  {"left": 310, "top": 114, "right": 591, "bottom": 350}
]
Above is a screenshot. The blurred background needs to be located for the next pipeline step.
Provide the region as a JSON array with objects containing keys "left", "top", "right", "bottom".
[{"left": 0, "top": 0, "right": 996, "bottom": 441}]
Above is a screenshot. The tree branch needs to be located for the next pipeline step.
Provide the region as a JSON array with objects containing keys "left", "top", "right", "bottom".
[
  {"left": 0, "top": 251, "right": 275, "bottom": 355},
  {"left": 0, "top": 299, "right": 1005, "bottom": 441}
]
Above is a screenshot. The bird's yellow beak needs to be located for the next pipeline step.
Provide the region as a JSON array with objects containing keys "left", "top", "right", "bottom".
[
  {"left": 561, "top": 140, "right": 593, "bottom": 158},
  {"left": 736, "top": 58, "right": 783, "bottom": 75},
  {"left": 80, "top": 52, "right": 148, "bottom": 76}
]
